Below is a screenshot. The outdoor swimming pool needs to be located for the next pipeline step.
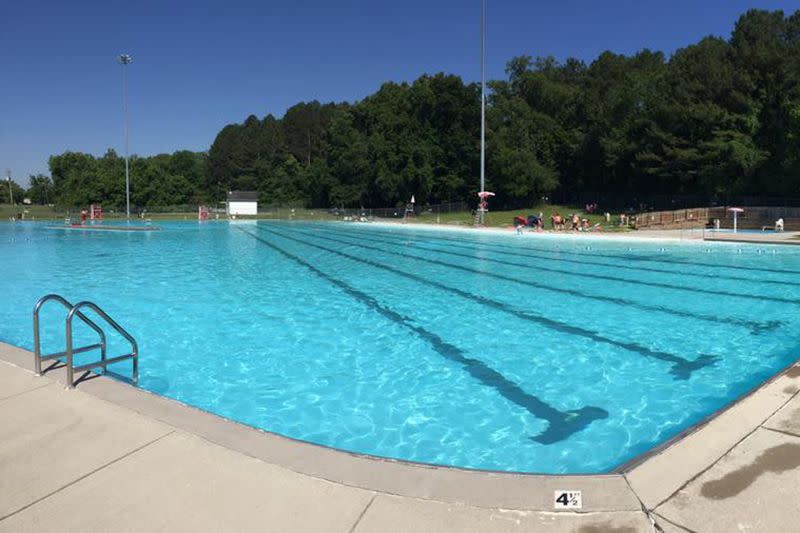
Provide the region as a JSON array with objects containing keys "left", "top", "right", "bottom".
[{"left": 2, "top": 221, "right": 799, "bottom": 473}]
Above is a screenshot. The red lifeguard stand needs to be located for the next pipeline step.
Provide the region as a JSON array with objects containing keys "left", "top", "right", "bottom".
[
  {"left": 90, "top": 204, "right": 103, "bottom": 220},
  {"left": 198, "top": 205, "right": 210, "bottom": 221},
  {"left": 475, "top": 191, "right": 495, "bottom": 226}
]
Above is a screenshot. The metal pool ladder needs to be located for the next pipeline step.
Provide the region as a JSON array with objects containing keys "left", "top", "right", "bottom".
[{"left": 33, "top": 294, "right": 138, "bottom": 388}]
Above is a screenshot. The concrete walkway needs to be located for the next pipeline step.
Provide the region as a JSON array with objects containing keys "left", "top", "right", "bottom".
[
  {"left": 704, "top": 231, "right": 800, "bottom": 245},
  {"left": 2, "top": 341, "right": 800, "bottom": 531}
]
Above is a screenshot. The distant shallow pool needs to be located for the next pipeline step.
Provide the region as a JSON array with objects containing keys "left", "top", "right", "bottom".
[{"left": 2, "top": 221, "right": 799, "bottom": 473}]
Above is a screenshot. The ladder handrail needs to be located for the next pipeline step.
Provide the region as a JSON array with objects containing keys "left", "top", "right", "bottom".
[
  {"left": 66, "top": 301, "right": 138, "bottom": 388},
  {"left": 33, "top": 294, "right": 107, "bottom": 375}
]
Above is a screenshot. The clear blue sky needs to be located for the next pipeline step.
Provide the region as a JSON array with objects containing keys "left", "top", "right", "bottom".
[{"left": 2, "top": 0, "right": 799, "bottom": 186}]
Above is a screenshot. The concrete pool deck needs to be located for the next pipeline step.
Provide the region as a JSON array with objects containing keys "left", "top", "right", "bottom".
[
  {"left": 703, "top": 231, "right": 800, "bottom": 246},
  {"left": 370, "top": 220, "right": 710, "bottom": 243},
  {"left": 1, "top": 341, "right": 799, "bottom": 532}
]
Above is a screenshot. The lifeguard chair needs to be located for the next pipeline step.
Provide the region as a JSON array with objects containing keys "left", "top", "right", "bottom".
[
  {"left": 402, "top": 195, "right": 416, "bottom": 223},
  {"left": 198, "top": 205, "right": 210, "bottom": 221},
  {"left": 475, "top": 191, "right": 495, "bottom": 226},
  {"left": 90, "top": 204, "right": 103, "bottom": 220}
]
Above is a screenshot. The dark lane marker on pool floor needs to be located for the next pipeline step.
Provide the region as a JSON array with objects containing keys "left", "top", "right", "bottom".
[
  {"left": 298, "top": 225, "right": 800, "bottom": 306},
  {"left": 262, "top": 225, "right": 717, "bottom": 380},
  {"left": 237, "top": 227, "right": 609, "bottom": 445},
  {"left": 305, "top": 225, "right": 780, "bottom": 334},
  {"left": 317, "top": 223, "right": 800, "bottom": 289},
  {"left": 333, "top": 224, "right": 800, "bottom": 277}
]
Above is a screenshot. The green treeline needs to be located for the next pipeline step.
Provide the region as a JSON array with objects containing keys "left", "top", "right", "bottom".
[
  {"left": 43, "top": 150, "right": 208, "bottom": 209},
  {"left": 27, "top": 10, "right": 800, "bottom": 209}
]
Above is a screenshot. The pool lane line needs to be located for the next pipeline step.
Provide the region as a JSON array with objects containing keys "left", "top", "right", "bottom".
[
  {"left": 313, "top": 223, "right": 800, "bottom": 289},
  {"left": 261, "top": 225, "right": 717, "bottom": 380},
  {"left": 292, "top": 224, "right": 800, "bottom": 306},
  {"left": 291, "top": 225, "right": 781, "bottom": 335},
  {"left": 322, "top": 223, "right": 800, "bottom": 287},
  {"left": 343, "top": 224, "right": 800, "bottom": 275},
  {"left": 236, "top": 227, "right": 609, "bottom": 445},
  {"left": 329, "top": 223, "right": 800, "bottom": 277}
]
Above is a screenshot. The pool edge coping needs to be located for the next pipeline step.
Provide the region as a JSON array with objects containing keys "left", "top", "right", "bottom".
[
  {"left": 615, "top": 356, "right": 800, "bottom": 473},
  {"left": 1, "top": 340, "right": 798, "bottom": 513}
]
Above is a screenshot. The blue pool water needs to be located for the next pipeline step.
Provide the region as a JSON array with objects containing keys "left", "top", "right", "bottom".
[{"left": 2, "top": 220, "right": 799, "bottom": 473}]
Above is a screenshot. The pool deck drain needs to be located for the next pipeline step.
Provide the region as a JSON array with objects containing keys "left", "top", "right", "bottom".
[{"left": 1, "top": 342, "right": 799, "bottom": 531}]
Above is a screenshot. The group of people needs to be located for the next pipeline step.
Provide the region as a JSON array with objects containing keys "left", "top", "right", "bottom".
[
  {"left": 550, "top": 212, "right": 599, "bottom": 232},
  {"left": 514, "top": 213, "right": 544, "bottom": 232},
  {"left": 514, "top": 211, "right": 602, "bottom": 233},
  {"left": 512, "top": 207, "right": 635, "bottom": 233}
]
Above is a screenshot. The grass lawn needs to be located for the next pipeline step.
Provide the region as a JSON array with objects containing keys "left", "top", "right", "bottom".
[
  {"left": 408, "top": 204, "right": 629, "bottom": 231},
  {"left": 1, "top": 203, "right": 630, "bottom": 231},
  {"left": 0, "top": 204, "right": 64, "bottom": 220},
  {"left": 0, "top": 204, "right": 343, "bottom": 222}
]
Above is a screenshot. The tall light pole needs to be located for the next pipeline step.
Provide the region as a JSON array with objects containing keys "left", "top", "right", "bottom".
[
  {"left": 118, "top": 53, "right": 133, "bottom": 218},
  {"left": 478, "top": 0, "right": 486, "bottom": 225},
  {"left": 5, "top": 169, "right": 13, "bottom": 206}
]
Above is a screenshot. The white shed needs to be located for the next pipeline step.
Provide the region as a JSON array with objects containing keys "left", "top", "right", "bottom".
[{"left": 226, "top": 191, "right": 258, "bottom": 215}]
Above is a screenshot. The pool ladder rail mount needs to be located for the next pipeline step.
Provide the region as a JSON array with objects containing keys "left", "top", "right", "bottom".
[{"left": 33, "top": 294, "right": 138, "bottom": 388}]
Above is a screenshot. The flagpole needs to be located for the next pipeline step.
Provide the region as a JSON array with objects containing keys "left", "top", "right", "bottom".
[{"left": 479, "top": 0, "right": 486, "bottom": 225}]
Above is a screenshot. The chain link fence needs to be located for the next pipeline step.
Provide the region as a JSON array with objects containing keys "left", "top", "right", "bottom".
[
  {"left": 4, "top": 201, "right": 472, "bottom": 222},
  {"left": 255, "top": 202, "right": 470, "bottom": 221},
  {"left": 10, "top": 196, "right": 800, "bottom": 231}
]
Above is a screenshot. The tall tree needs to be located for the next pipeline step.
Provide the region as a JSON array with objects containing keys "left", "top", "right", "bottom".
[
  {"left": 46, "top": 9, "right": 800, "bottom": 210},
  {"left": 26, "top": 174, "right": 54, "bottom": 205}
]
